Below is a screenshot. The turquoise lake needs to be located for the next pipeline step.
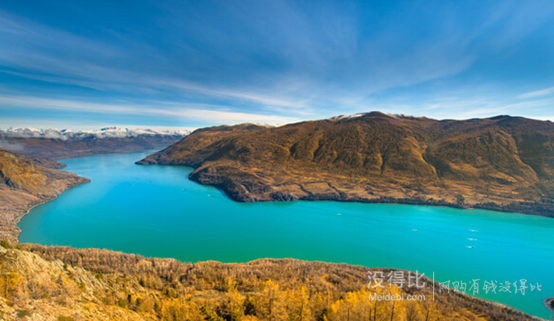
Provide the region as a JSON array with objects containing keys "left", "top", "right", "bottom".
[{"left": 18, "top": 150, "right": 554, "bottom": 319}]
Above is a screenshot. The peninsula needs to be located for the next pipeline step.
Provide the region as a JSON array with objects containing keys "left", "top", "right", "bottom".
[{"left": 139, "top": 112, "right": 554, "bottom": 217}]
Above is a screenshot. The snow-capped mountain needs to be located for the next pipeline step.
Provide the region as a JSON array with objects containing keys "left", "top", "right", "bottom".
[{"left": 0, "top": 127, "right": 191, "bottom": 140}]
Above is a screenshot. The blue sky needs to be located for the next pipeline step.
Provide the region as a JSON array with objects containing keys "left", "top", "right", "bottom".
[{"left": 1, "top": 0, "right": 553, "bottom": 130}]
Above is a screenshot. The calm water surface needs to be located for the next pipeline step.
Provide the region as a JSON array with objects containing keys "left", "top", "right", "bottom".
[{"left": 18, "top": 150, "right": 554, "bottom": 318}]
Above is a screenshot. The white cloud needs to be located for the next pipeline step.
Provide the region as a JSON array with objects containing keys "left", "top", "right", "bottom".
[{"left": 0, "top": 139, "right": 25, "bottom": 152}]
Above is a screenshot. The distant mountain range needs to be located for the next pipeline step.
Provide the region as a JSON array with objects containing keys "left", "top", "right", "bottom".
[
  {"left": 0, "top": 127, "right": 190, "bottom": 159},
  {"left": 139, "top": 112, "right": 554, "bottom": 217},
  {"left": 0, "top": 127, "right": 190, "bottom": 140}
]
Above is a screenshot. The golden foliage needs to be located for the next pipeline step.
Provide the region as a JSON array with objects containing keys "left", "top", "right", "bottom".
[{"left": 0, "top": 244, "right": 539, "bottom": 321}]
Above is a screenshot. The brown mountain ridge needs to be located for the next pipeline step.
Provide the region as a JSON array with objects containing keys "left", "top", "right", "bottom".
[{"left": 138, "top": 112, "right": 554, "bottom": 217}]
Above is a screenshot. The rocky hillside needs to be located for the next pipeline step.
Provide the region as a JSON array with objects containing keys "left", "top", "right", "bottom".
[
  {"left": 139, "top": 112, "right": 554, "bottom": 217},
  {"left": 0, "top": 149, "right": 89, "bottom": 243},
  {"left": 0, "top": 243, "right": 543, "bottom": 321}
]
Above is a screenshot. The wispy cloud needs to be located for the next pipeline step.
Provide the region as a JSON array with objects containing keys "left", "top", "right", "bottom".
[
  {"left": 518, "top": 86, "right": 554, "bottom": 99},
  {"left": 0, "top": 4, "right": 481, "bottom": 112},
  {"left": 0, "top": 95, "right": 301, "bottom": 125}
]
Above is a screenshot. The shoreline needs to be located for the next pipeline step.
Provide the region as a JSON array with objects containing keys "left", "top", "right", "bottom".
[
  {"left": 0, "top": 177, "right": 89, "bottom": 244},
  {"left": 180, "top": 163, "right": 554, "bottom": 219},
  {"left": 2, "top": 148, "right": 162, "bottom": 244}
]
